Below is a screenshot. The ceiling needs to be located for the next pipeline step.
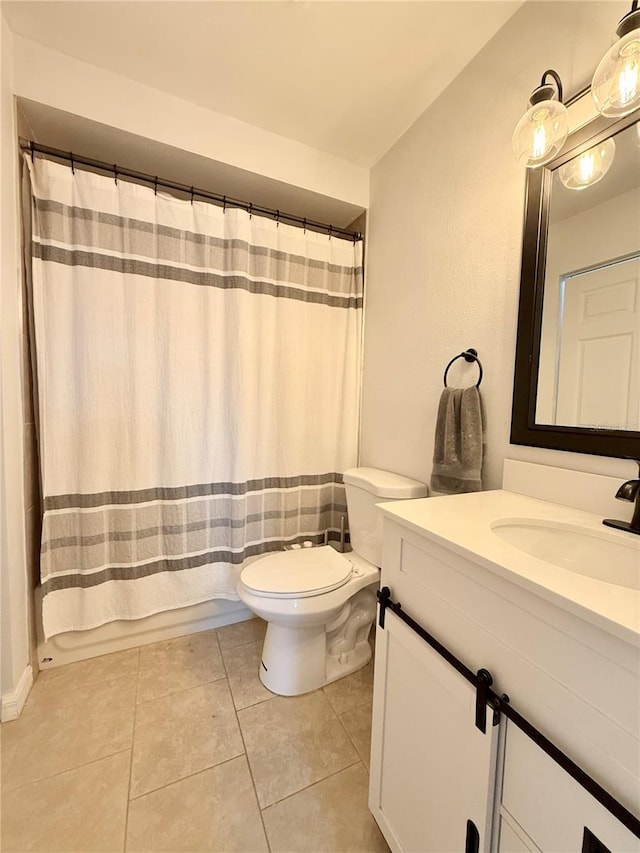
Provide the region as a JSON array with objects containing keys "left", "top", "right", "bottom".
[{"left": 3, "top": 0, "right": 522, "bottom": 168}]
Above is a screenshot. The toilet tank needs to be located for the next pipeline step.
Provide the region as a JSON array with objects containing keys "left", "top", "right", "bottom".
[{"left": 343, "top": 467, "right": 427, "bottom": 567}]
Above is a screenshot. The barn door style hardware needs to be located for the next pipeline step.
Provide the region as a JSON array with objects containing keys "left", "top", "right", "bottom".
[
  {"left": 465, "top": 820, "right": 480, "bottom": 853},
  {"left": 377, "top": 586, "right": 499, "bottom": 733},
  {"left": 376, "top": 587, "right": 640, "bottom": 839}
]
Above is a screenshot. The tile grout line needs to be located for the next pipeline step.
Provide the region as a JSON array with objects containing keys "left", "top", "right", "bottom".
[
  {"left": 338, "top": 712, "right": 371, "bottom": 769},
  {"left": 1, "top": 747, "right": 134, "bottom": 796},
  {"left": 135, "top": 672, "right": 228, "bottom": 708},
  {"left": 332, "top": 692, "right": 372, "bottom": 764},
  {"left": 132, "top": 620, "right": 266, "bottom": 703},
  {"left": 242, "top": 690, "right": 369, "bottom": 811},
  {"left": 322, "top": 666, "right": 374, "bottom": 758},
  {"left": 10, "top": 666, "right": 139, "bottom": 721},
  {"left": 124, "top": 628, "right": 248, "bottom": 803},
  {"left": 324, "top": 690, "right": 373, "bottom": 718},
  {"left": 219, "top": 631, "right": 273, "bottom": 853},
  {"left": 234, "top": 693, "right": 275, "bottom": 712},
  {"left": 216, "top": 618, "right": 267, "bottom": 655},
  {"left": 126, "top": 731, "right": 245, "bottom": 800},
  {"left": 122, "top": 645, "right": 141, "bottom": 852},
  {"left": 261, "top": 757, "right": 365, "bottom": 812},
  {"left": 126, "top": 752, "right": 247, "bottom": 802},
  {"left": 7, "top": 623, "right": 376, "bottom": 852}
]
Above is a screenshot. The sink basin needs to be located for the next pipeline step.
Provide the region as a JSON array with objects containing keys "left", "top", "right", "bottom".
[{"left": 491, "top": 518, "right": 640, "bottom": 590}]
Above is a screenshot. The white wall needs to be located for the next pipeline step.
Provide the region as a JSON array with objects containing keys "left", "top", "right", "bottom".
[
  {"left": 361, "top": 0, "right": 635, "bottom": 489},
  {"left": 0, "top": 10, "right": 31, "bottom": 718},
  {"left": 11, "top": 36, "right": 369, "bottom": 211}
]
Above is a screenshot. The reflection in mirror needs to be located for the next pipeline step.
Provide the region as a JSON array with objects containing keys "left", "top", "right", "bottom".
[{"left": 536, "top": 118, "right": 640, "bottom": 431}]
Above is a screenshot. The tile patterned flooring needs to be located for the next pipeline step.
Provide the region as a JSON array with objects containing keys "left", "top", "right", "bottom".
[{"left": 1, "top": 619, "right": 389, "bottom": 852}]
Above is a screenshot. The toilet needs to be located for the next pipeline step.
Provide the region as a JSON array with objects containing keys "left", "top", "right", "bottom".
[{"left": 237, "top": 467, "right": 427, "bottom": 696}]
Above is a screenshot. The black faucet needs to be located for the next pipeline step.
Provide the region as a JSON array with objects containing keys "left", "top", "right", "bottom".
[{"left": 603, "top": 461, "right": 640, "bottom": 536}]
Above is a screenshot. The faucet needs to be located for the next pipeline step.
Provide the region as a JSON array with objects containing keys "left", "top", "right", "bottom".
[{"left": 603, "top": 461, "right": 640, "bottom": 536}]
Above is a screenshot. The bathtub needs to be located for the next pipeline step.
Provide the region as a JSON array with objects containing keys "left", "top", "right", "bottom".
[{"left": 34, "top": 585, "right": 252, "bottom": 670}]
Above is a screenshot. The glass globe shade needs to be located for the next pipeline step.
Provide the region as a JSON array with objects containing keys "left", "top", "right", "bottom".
[
  {"left": 512, "top": 99, "right": 569, "bottom": 168},
  {"left": 592, "top": 26, "right": 640, "bottom": 117},
  {"left": 558, "top": 138, "right": 616, "bottom": 190}
]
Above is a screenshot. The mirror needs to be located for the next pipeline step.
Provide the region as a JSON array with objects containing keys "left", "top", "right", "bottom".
[{"left": 511, "top": 94, "right": 640, "bottom": 458}]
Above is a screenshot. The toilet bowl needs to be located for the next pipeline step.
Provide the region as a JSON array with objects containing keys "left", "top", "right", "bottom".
[
  {"left": 237, "top": 467, "right": 427, "bottom": 696},
  {"left": 238, "top": 546, "right": 379, "bottom": 695}
]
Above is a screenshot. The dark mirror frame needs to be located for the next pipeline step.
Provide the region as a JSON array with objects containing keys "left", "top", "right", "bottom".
[{"left": 510, "top": 93, "right": 640, "bottom": 459}]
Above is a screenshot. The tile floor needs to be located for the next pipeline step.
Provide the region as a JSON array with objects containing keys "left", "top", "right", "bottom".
[{"left": 1, "top": 618, "right": 389, "bottom": 853}]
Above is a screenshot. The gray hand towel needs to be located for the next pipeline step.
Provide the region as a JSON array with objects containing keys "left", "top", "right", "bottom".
[{"left": 430, "top": 386, "right": 485, "bottom": 494}]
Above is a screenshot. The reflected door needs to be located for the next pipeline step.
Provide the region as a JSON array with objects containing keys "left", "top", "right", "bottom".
[{"left": 555, "top": 254, "right": 640, "bottom": 430}]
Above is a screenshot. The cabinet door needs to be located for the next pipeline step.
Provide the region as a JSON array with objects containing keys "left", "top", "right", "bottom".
[
  {"left": 369, "top": 609, "right": 499, "bottom": 853},
  {"left": 501, "top": 722, "right": 640, "bottom": 853}
]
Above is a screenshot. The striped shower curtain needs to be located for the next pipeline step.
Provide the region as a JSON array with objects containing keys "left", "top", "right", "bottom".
[{"left": 27, "top": 156, "right": 363, "bottom": 638}]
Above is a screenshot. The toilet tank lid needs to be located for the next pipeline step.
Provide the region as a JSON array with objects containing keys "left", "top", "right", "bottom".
[{"left": 343, "top": 467, "right": 427, "bottom": 499}]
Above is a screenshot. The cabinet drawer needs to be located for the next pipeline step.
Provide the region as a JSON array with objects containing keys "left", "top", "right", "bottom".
[{"left": 502, "top": 723, "right": 639, "bottom": 852}]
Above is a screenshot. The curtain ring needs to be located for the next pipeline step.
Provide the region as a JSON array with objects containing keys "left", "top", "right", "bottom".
[
  {"left": 276, "top": 210, "right": 280, "bottom": 228},
  {"left": 303, "top": 218, "right": 307, "bottom": 234},
  {"left": 70, "top": 152, "right": 75, "bottom": 175},
  {"left": 328, "top": 225, "right": 333, "bottom": 241},
  {"left": 30, "top": 141, "right": 35, "bottom": 163},
  {"left": 113, "top": 165, "right": 118, "bottom": 185},
  {"left": 223, "top": 196, "right": 227, "bottom": 213},
  {"left": 248, "top": 202, "right": 253, "bottom": 220},
  {"left": 153, "top": 176, "right": 158, "bottom": 195},
  {"left": 190, "top": 186, "right": 195, "bottom": 205}
]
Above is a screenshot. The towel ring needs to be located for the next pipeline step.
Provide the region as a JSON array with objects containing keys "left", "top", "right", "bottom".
[{"left": 443, "top": 348, "right": 483, "bottom": 388}]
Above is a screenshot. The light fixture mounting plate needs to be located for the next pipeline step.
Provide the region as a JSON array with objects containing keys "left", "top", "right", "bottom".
[
  {"left": 617, "top": 4, "right": 640, "bottom": 38},
  {"left": 529, "top": 84, "right": 556, "bottom": 106}
]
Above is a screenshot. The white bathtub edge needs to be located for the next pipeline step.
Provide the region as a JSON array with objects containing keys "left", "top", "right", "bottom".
[{"left": 35, "top": 592, "right": 252, "bottom": 670}]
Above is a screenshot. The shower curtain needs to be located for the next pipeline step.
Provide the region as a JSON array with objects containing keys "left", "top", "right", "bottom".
[{"left": 26, "top": 156, "right": 363, "bottom": 638}]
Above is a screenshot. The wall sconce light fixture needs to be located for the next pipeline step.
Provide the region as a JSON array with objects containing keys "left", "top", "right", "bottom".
[
  {"left": 592, "top": 0, "right": 640, "bottom": 118},
  {"left": 558, "top": 138, "right": 616, "bottom": 190},
  {"left": 512, "top": 69, "right": 569, "bottom": 168}
]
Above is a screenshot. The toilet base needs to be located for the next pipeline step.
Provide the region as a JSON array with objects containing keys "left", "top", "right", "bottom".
[
  {"left": 325, "top": 638, "right": 372, "bottom": 686},
  {"left": 258, "top": 587, "right": 377, "bottom": 696},
  {"left": 259, "top": 626, "right": 373, "bottom": 696}
]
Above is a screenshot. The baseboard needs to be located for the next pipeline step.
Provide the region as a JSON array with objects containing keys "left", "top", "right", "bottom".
[{"left": 1, "top": 664, "right": 34, "bottom": 721}]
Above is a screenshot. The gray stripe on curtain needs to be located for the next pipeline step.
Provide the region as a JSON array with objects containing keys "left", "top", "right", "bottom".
[
  {"left": 44, "top": 472, "right": 345, "bottom": 510},
  {"left": 40, "top": 477, "right": 348, "bottom": 592},
  {"left": 42, "top": 502, "right": 347, "bottom": 553},
  {"left": 32, "top": 243, "right": 363, "bottom": 309},
  {"left": 33, "top": 198, "right": 363, "bottom": 284},
  {"left": 41, "top": 534, "right": 337, "bottom": 593}
]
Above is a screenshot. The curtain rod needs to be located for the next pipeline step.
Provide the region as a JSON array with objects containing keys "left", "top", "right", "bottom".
[{"left": 21, "top": 140, "right": 363, "bottom": 243}]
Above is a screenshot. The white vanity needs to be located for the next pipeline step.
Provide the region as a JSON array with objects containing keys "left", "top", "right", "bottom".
[{"left": 368, "top": 462, "right": 640, "bottom": 853}]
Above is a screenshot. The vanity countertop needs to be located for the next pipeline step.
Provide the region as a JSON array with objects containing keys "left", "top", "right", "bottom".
[{"left": 377, "top": 489, "right": 640, "bottom": 646}]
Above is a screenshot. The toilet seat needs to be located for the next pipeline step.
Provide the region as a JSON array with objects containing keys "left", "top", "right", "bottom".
[{"left": 240, "top": 546, "right": 353, "bottom": 598}]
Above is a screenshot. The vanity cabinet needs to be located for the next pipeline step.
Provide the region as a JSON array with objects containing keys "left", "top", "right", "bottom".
[
  {"left": 369, "top": 502, "right": 640, "bottom": 853},
  {"left": 498, "top": 722, "right": 639, "bottom": 853},
  {"left": 368, "top": 605, "right": 499, "bottom": 852}
]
